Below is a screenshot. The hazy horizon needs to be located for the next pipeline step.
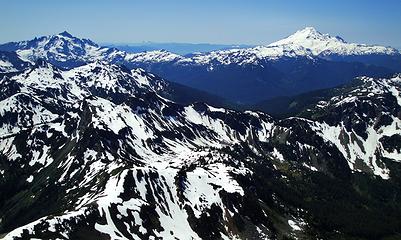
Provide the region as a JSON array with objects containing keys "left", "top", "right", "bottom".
[
  {"left": 1, "top": 29, "right": 400, "bottom": 51},
  {"left": 1, "top": 0, "right": 401, "bottom": 47}
]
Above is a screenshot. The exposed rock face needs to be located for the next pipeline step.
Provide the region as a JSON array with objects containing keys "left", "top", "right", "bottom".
[{"left": 1, "top": 61, "right": 401, "bottom": 239}]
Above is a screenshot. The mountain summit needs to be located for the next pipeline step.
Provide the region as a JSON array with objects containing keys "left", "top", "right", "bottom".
[
  {"left": 0, "top": 28, "right": 399, "bottom": 70},
  {"left": 270, "top": 26, "right": 399, "bottom": 56},
  {"left": 273, "top": 27, "right": 346, "bottom": 45},
  {"left": 0, "top": 29, "right": 399, "bottom": 103}
]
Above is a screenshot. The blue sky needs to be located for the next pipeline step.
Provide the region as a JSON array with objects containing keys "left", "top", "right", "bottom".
[{"left": 1, "top": 0, "right": 400, "bottom": 47}]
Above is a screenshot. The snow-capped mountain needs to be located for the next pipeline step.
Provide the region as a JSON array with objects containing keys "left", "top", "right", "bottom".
[
  {"left": 0, "top": 31, "right": 104, "bottom": 68},
  {"left": 117, "top": 28, "right": 400, "bottom": 103},
  {"left": 176, "top": 27, "right": 399, "bottom": 66},
  {"left": 161, "top": 27, "right": 399, "bottom": 66},
  {"left": 307, "top": 75, "right": 401, "bottom": 178},
  {"left": 0, "top": 51, "right": 30, "bottom": 73},
  {"left": 0, "top": 29, "right": 399, "bottom": 104},
  {"left": 1, "top": 28, "right": 399, "bottom": 70},
  {"left": 1, "top": 61, "right": 401, "bottom": 239},
  {"left": 270, "top": 27, "right": 399, "bottom": 56},
  {"left": 0, "top": 31, "right": 181, "bottom": 69},
  {"left": 144, "top": 27, "right": 399, "bottom": 66}
]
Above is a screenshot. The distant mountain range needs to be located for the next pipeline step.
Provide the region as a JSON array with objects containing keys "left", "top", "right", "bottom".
[
  {"left": 103, "top": 42, "right": 254, "bottom": 55},
  {"left": 0, "top": 27, "right": 400, "bottom": 104}
]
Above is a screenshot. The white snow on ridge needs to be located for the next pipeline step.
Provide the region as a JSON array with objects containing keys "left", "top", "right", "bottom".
[
  {"left": 2, "top": 44, "right": 401, "bottom": 239},
  {"left": 124, "top": 50, "right": 182, "bottom": 63},
  {"left": 309, "top": 75, "right": 401, "bottom": 179},
  {"left": 8, "top": 27, "right": 399, "bottom": 69},
  {"left": 14, "top": 32, "right": 183, "bottom": 66},
  {"left": 270, "top": 27, "right": 399, "bottom": 56},
  {"left": 90, "top": 163, "right": 246, "bottom": 239},
  {"left": 0, "top": 59, "right": 17, "bottom": 72},
  {"left": 1, "top": 56, "right": 273, "bottom": 238},
  {"left": 313, "top": 122, "right": 391, "bottom": 179},
  {"left": 288, "top": 219, "right": 302, "bottom": 231},
  {"left": 173, "top": 27, "right": 399, "bottom": 66},
  {"left": 177, "top": 44, "right": 314, "bottom": 66}
]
